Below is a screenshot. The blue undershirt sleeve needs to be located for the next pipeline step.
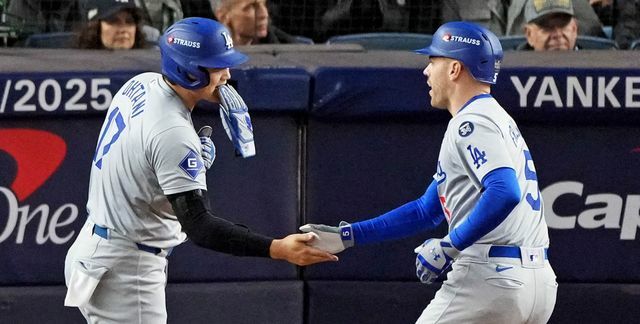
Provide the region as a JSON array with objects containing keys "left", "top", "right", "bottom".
[
  {"left": 449, "top": 167, "right": 521, "bottom": 250},
  {"left": 351, "top": 179, "right": 446, "bottom": 245}
]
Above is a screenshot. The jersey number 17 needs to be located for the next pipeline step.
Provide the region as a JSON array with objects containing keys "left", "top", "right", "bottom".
[{"left": 93, "top": 107, "right": 126, "bottom": 169}]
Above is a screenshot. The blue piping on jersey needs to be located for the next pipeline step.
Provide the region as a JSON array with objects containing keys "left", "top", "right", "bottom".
[
  {"left": 351, "top": 180, "right": 445, "bottom": 244},
  {"left": 457, "top": 93, "right": 493, "bottom": 114},
  {"left": 449, "top": 167, "right": 521, "bottom": 250}
]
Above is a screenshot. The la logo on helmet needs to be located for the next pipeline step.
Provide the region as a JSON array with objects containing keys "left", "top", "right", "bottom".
[{"left": 222, "top": 31, "right": 234, "bottom": 49}]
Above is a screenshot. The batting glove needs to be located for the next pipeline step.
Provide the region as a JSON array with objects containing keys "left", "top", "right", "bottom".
[
  {"left": 198, "top": 126, "right": 215, "bottom": 170},
  {"left": 218, "top": 84, "right": 256, "bottom": 158},
  {"left": 414, "top": 235, "right": 460, "bottom": 284},
  {"left": 299, "top": 221, "right": 354, "bottom": 254}
]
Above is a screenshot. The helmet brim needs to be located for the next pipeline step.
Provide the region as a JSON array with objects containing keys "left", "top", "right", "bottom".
[
  {"left": 414, "top": 46, "right": 447, "bottom": 58},
  {"left": 198, "top": 50, "right": 248, "bottom": 69}
]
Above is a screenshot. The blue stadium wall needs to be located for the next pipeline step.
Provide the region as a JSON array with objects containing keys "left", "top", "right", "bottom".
[{"left": 0, "top": 48, "right": 639, "bottom": 323}]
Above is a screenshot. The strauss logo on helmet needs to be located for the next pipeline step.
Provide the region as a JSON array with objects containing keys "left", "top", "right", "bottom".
[
  {"left": 441, "top": 32, "right": 481, "bottom": 46},
  {"left": 167, "top": 34, "right": 201, "bottom": 48}
]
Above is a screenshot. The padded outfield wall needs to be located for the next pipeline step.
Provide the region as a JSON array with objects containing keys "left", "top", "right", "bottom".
[{"left": 0, "top": 47, "right": 639, "bottom": 323}]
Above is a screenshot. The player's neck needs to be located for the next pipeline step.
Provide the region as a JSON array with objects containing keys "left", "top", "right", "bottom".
[
  {"left": 165, "top": 78, "right": 196, "bottom": 112},
  {"left": 448, "top": 82, "right": 491, "bottom": 116}
]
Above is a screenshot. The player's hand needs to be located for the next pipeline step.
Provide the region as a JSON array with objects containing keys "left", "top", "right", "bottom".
[
  {"left": 270, "top": 233, "right": 339, "bottom": 266},
  {"left": 198, "top": 126, "right": 215, "bottom": 170},
  {"left": 299, "top": 221, "right": 354, "bottom": 254},
  {"left": 414, "top": 235, "right": 460, "bottom": 284},
  {"left": 217, "top": 84, "right": 256, "bottom": 158}
]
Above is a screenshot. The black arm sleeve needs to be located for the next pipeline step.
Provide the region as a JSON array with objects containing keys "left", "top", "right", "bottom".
[{"left": 167, "top": 189, "right": 273, "bottom": 257}]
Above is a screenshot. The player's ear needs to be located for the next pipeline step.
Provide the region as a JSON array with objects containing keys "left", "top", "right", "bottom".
[{"left": 448, "top": 60, "right": 462, "bottom": 81}]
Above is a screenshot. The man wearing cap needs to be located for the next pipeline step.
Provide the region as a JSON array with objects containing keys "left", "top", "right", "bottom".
[{"left": 519, "top": 0, "right": 580, "bottom": 50}]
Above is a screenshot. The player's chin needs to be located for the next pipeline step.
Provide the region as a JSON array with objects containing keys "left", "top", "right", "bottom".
[
  {"left": 430, "top": 97, "right": 444, "bottom": 109},
  {"left": 429, "top": 98, "right": 437, "bottom": 108},
  {"left": 211, "top": 86, "right": 223, "bottom": 102}
]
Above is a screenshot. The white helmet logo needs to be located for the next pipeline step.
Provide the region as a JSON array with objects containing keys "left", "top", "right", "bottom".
[{"left": 222, "top": 31, "right": 234, "bottom": 49}]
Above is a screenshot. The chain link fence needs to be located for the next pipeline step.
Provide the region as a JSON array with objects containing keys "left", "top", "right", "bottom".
[
  {"left": 269, "top": 0, "right": 442, "bottom": 43},
  {"left": 1, "top": 0, "right": 443, "bottom": 45},
  {"left": 1, "top": 0, "right": 621, "bottom": 46}
]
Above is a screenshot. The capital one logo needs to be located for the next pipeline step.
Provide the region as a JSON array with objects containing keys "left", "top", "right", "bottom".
[
  {"left": 543, "top": 145, "right": 640, "bottom": 241},
  {"left": 0, "top": 129, "right": 78, "bottom": 244}
]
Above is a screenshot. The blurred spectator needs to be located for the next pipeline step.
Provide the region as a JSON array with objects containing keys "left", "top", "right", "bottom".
[
  {"left": 180, "top": 0, "right": 214, "bottom": 19},
  {"left": 267, "top": 0, "right": 439, "bottom": 43},
  {"left": 6, "top": 0, "right": 82, "bottom": 35},
  {"left": 507, "top": 0, "right": 605, "bottom": 37},
  {"left": 443, "top": 0, "right": 605, "bottom": 37},
  {"left": 611, "top": 0, "right": 639, "bottom": 49},
  {"left": 315, "top": 0, "right": 418, "bottom": 39},
  {"left": 135, "top": 0, "right": 183, "bottom": 32},
  {"left": 519, "top": 0, "right": 579, "bottom": 50},
  {"left": 211, "top": 0, "right": 297, "bottom": 45},
  {"left": 75, "top": 0, "right": 148, "bottom": 49},
  {"left": 317, "top": 0, "right": 383, "bottom": 37},
  {"left": 442, "top": 0, "right": 508, "bottom": 36},
  {"left": 589, "top": 0, "right": 614, "bottom": 26},
  {"left": 587, "top": 0, "right": 640, "bottom": 49}
]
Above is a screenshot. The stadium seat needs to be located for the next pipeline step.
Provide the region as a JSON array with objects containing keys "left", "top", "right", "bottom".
[
  {"left": 602, "top": 26, "right": 613, "bottom": 39},
  {"left": 499, "top": 35, "right": 527, "bottom": 50},
  {"left": 576, "top": 35, "right": 618, "bottom": 49},
  {"left": 293, "top": 35, "right": 314, "bottom": 44},
  {"left": 630, "top": 39, "right": 640, "bottom": 50},
  {"left": 326, "top": 32, "right": 432, "bottom": 50},
  {"left": 24, "top": 32, "right": 75, "bottom": 48},
  {"left": 499, "top": 35, "right": 617, "bottom": 50}
]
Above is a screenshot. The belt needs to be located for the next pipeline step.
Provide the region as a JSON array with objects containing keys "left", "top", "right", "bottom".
[
  {"left": 488, "top": 245, "right": 548, "bottom": 260},
  {"left": 92, "top": 224, "right": 172, "bottom": 256}
]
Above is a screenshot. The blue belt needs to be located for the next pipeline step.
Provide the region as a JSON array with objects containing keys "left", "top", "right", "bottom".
[
  {"left": 488, "top": 246, "right": 548, "bottom": 260},
  {"left": 93, "top": 224, "right": 171, "bottom": 256}
]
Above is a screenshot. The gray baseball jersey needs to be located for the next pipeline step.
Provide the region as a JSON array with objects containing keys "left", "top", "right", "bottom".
[
  {"left": 87, "top": 72, "right": 206, "bottom": 248},
  {"left": 65, "top": 72, "right": 207, "bottom": 323},
  {"left": 434, "top": 94, "right": 549, "bottom": 248},
  {"left": 418, "top": 94, "right": 557, "bottom": 324}
]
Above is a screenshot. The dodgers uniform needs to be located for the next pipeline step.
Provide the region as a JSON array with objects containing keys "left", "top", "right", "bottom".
[
  {"left": 64, "top": 72, "right": 206, "bottom": 323},
  {"left": 416, "top": 94, "right": 557, "bottom": 324},
  {"left": 299, "top": 20, "right": 556, "bottom": 324}
]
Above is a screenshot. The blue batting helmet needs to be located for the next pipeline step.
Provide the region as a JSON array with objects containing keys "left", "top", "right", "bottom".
[
  {"left": 416, "top": 21, "right": 503, "bottom": 84},
  {"left": 159, "top": 17, "right": 248, "bottom": 89}
]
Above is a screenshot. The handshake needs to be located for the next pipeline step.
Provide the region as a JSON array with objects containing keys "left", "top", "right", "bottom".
[
  {"left": 299, "top": 221, "right": 355, "bottom": 254},
  {"left": 300, "top": 221, "right": 459, "bottom": 284}
]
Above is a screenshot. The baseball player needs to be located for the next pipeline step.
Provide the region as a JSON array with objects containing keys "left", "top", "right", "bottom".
[
  {"left": 301, "top": 21, "right": 557, "bottom": 324},
  {"left": 64, "top": 18, "right": 337, "bottom": 324}
]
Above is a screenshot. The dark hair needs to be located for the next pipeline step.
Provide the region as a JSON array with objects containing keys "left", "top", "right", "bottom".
[{"left": 74, "top": 8, "right": 147, "bottom": 49}]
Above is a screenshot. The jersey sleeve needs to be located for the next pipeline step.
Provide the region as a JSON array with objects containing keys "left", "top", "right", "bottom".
[
  {"left": 148, "top": 126, "right": 207, "bottom": 195},
  {"left": 453, "top": 115, "right": 514, "bottom": 187}
]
